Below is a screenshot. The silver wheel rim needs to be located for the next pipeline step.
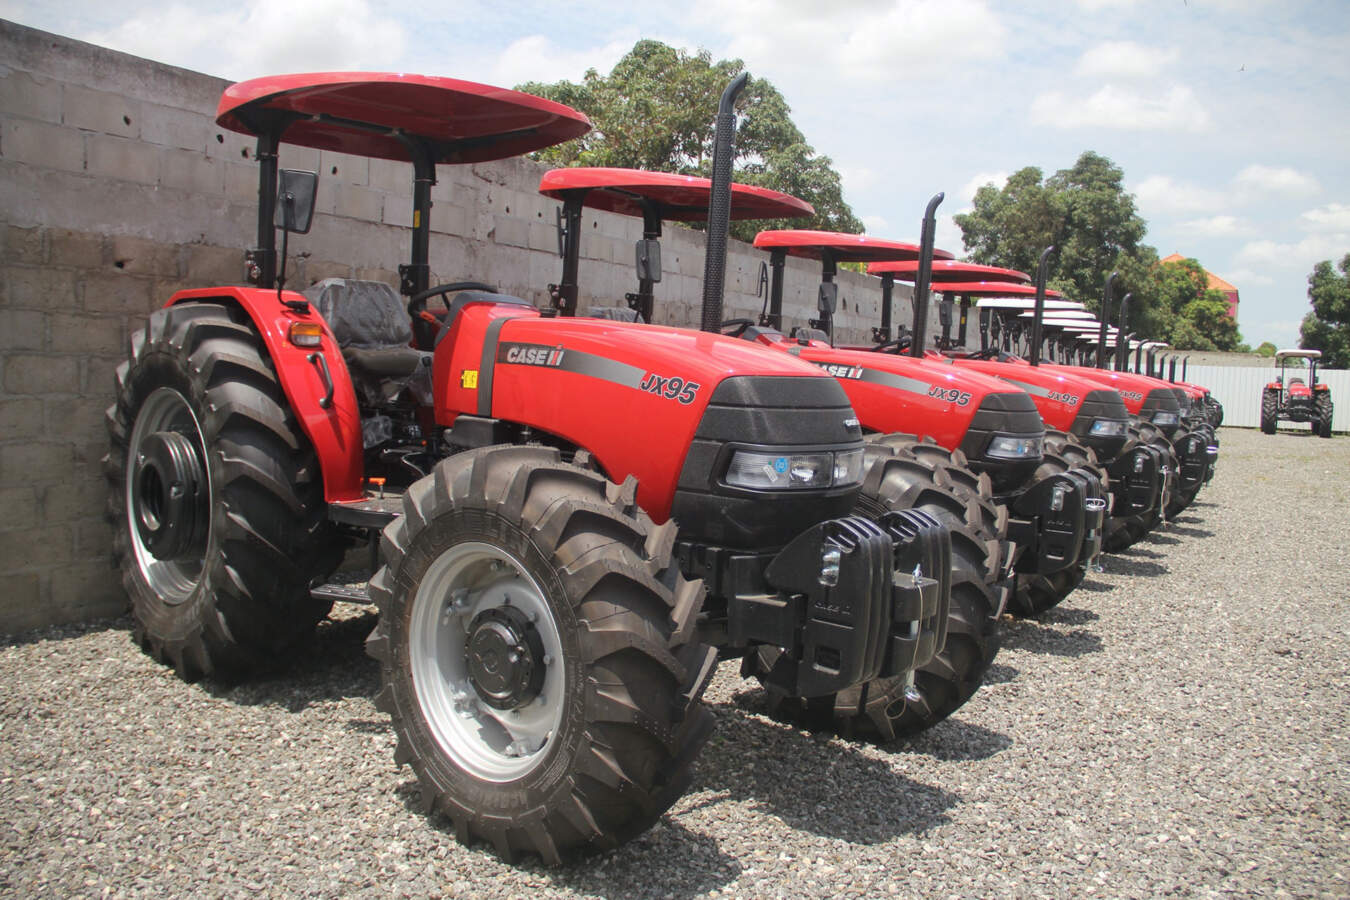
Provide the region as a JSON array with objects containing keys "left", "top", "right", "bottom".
[
  {"left": 125, "top": 387, "right": 212, "bottom": 604},
  {"left": 410, "top": 541, "right": 565, "bottom": 782}
]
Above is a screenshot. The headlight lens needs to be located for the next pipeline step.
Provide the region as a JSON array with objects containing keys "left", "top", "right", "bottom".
[
  {"left": 833, "top": 448, "right": 864, "bottom": 485},
  {"left": 725, "top": 448, "right": 864, "bottom": 490},
  {"left": 1089, "top": 418, "right": 1129, "bottom": 437},
  {"left": 986, "top": 434, "right": 1044, "bottom": 460},
  {"left": 1152, "top": 411, "right": 1180, "bottom": 426}
]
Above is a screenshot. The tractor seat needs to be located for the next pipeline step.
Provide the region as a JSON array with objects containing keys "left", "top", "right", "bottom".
[
  {"left": 1289, "top": 377, "right": 1306, "bottom": 385},
  {"left": 304, "top": 278, "right": 430, "bottom": 378}
]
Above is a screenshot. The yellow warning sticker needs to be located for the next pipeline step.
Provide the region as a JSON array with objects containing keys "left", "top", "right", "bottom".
[{"left": 460, "top": 369, "right": 478, "bottom": 389}]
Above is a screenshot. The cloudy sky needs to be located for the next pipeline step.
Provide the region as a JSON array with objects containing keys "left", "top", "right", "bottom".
[{"left": 6, "top": 0, "right": 1348, "bottom": 348}]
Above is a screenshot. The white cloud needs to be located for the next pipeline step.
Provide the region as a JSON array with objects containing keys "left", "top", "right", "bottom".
[
  {"left": 82, "top": 0, "right": 406, "bottom": 80},
  {"left": 934, "top": 214, "right": 966, "bottom": 258},
  {"left": 1299, "top": 202, "right": 1350, "bottom": 232},
  {"left": 489, "top": 34, "right": 636, "bottom": 87},
  {"left": 1075, "top": 42, "right": 1180, "bottom": 79},
  {"left": 1175, "top": 215, "right": 1253, "bottom": 238},
  {"left": 839, "top": 165, "right": 881, "bottom": 195},
  {"left": 1030, "top": 84, "right": 1211, "bottom": 133},
  {"left": 1223, "top": 267, "right": 1275, "bottom": 287},
  {"left": 860, "top": 213, "right": 889, "bottom": 233},
  {"left": 1132, "top": 175, "right": 1228, "bottom": 216},
  {"left": 958, "top": 171, "right": 1008, "bottom": 205},
  {"left": 1234, "top": 164, "right": 1320, "bottom": 196},
  {"left": 1236, "top": 233, "right": 1350, "bottom": 269},
  {"left": 696, "top": 0, "right": 1006, "bottom": 84}
]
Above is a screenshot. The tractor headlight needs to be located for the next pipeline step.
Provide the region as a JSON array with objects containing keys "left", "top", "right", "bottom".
[
  {"left": 832, "top": 448, "right": 864, "bottom": 485},
  {"left": 725, "top": 448, "right": 864, "bottom": 490},
  {"left": 1151, "top": 411, "right": 1180, "bottom": 426},
  {"left": 985, "top": 434, "right": 1044, "bottom": 460},
  {"left": 1089, "top": 418, "right": 1129, "bottom": 437}
]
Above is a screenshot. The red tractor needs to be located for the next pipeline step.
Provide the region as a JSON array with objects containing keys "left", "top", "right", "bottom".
[
  {"left": 536, "top": 168, "right": 1003, "bottom": 739},
  {"left": 105, "top": 72, "right": 955, "bottom": 862},
  {"left": 1262, "top": 349, "right": 1334, "bottom": 437},
  {"left": 875, "top": 262, "right": 1167, "bottom": 560},
  {"left": 742, "top": 229, "right": 1109, "bottom": 620},
  {"left": 985, "top": 284, "right": 1217, "bottom": 524}
]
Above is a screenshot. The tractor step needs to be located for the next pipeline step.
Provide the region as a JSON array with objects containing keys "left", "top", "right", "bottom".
[
  {"left": 328, "top": 495, "right": 403, "bottom": 529},
  {"left": 311, "top": 581, "right": 373, "bottom": 604}
]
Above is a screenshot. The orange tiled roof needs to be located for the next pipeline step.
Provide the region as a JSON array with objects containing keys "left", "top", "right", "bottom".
[{"left": 1161, "top": 253, "right": 1238, "bottom": 293}]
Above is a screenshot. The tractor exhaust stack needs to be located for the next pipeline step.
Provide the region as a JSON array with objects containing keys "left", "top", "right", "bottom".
[
  {"left": 701, "top": 73, "right": 749, "bottom": 333},
  {"left": 1096, "top": 272, "right": 1118, "bottom": 369},
  {"left": 1029, "top": 245, "right": 1055, "bottom": 366},
  {"left": 907, "top": 193, "right": 944, "bottom": 357}
]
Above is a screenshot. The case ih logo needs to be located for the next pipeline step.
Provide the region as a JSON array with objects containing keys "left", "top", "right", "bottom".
[
  {"left": 499, "top": 343, "right": 565, "bottom": 367},
  {"left": 814, "top": 362, "right": 863, "bottom": 380}
]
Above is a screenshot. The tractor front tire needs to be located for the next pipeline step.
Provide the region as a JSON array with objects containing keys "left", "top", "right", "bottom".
[
  {"left": 105, "top": 302, "right": 341, "bottom": 680},
  {"left": 1164, "top": 427, "right": 1206, "bottom": 519},
  {"left": 1103, "top": 421, "right": 1177, "bottom": 552},
  {"left": 748, "top": 435, "right": 1005, "bottom": 742},
  {"left": 365, "top": 446, "right": 716, "bottom": 864},
  {"left": 1316, "top": 394, "right": 1334, "bottom": 438},
  {"left": 1011, "top": 430, "right": 1106, "bottom": 617},
  {"left": 1260, "top": 388, "right": 1278, "bottom": 434}
]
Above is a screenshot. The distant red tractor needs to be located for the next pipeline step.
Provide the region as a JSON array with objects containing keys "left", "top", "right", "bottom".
[
  {"left": 1262, "top": 349, "right": 1334, "bottom": 437},
  {"left": 105, "top": 72, "right": 955, "bottom": 862}
]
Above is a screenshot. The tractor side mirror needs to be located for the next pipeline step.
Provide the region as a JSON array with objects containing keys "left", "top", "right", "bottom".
[
  {"left": 635, "top": 239, "right": 662, "bottom": 283},
  {"left": 938, "top": 297, "right": 953, "bottom": 327},
  {"left": 275, "top": 169, "right": 317, "bottom": 235},
  {"left": 817, "top": 282, "right": 838, "bottom": 314}
]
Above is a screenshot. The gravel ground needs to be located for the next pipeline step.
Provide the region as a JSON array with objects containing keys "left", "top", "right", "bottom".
[{"left": 2, "top": 426, "right": 1347, "bottom": 899}]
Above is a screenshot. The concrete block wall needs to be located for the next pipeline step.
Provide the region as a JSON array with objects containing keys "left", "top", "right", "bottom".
[{"left": 0, "top": 20, "right": 925, "bottom": 633}]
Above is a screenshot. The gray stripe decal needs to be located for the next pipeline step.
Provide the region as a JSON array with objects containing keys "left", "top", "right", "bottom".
[
  {"left": 856, "top": 366, "right": 934, "bottom": 396},
  {"left": 555, "top": 350, "right": 646, "bottom": 389},
  {"left": 478, "top": 317, "right": 511, "bottom": 416},
  {"left": 996, "top": 376, "right": 1052, "bottom": 399}
]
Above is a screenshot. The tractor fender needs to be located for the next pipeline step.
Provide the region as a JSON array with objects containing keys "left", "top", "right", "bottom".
[{"left": 166, "top": 286, "right": 364, "bottom": 502}]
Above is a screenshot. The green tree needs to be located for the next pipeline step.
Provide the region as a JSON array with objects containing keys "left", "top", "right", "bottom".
[
  {"left": 1300, "top": 254, "right": 1350, "bottom": 368},
  {"left": 1255, "top": 341, "right": 1277, "bottom": 357},
  {"left": 955, "top": 152, "right": 1148, "bottom": 316},
  {"left": 954, "top": 154, "right": 1243, "bottom": 350},
  {"left": 519, "top": 40, "right": 862, "bottom": 240}
]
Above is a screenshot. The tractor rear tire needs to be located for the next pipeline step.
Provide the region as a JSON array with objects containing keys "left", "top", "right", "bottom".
[
  {"left": 105, "top": 302, "right": 342, "bottom": 680},
  {"left": 1103, "top": 421, "right": 1177, "bottom": 552},
  {"left": 365, "top": 446, "right": 716, "bottom": 864},
  {"left": 1011, "top": 430, "right": 1106, "bottom": 617},
  {"left": 747, "top": 435, "right": 1006, "bottom": 742},
  {"left": 1316, "top": 394, "right": 1334, "bottom": 438},
  {"left": 1260, "top": 388, "right": 1278, "bottom": 434}
]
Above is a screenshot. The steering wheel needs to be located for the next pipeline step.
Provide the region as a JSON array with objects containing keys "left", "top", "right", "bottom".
[
  {"left": 721, "top": 317, "right": 757, "bottom": 338},
  {"left": 871, "top": 336, "right": 912, "bottom": 353},
  {"left": 409, "top": 281, "right": 498, "bottom": 317}
]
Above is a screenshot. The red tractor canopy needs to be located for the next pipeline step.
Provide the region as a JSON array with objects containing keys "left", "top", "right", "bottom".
[{"left": 538, "top": 167, "right": 814, "bottom": 321}]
